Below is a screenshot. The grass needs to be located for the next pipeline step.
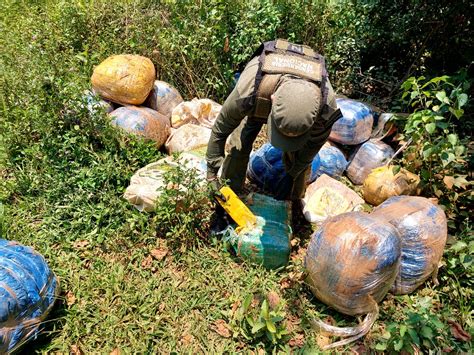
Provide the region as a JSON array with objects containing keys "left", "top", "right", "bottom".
[{"left": 1, "top": 0, "right": 472, "bottom": 353}]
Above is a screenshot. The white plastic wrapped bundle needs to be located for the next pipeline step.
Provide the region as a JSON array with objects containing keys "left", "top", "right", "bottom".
[
  {"left": 165, "top": 123, "right": 212, "bottom": 154},
  {"left": 372, "top": 196, "right": 447, "bottom": 295},
  {"left": 171, "top": 98, "right": 221, "bottom": 129},
  {"left": 346, "top": 139, "right": 394, "bottom": 185}
]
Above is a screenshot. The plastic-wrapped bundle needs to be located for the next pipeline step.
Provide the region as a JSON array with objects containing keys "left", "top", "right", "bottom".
[
  {"left": 165, "top": 123, "right": 212, "bottom": 154},
  {"left": 302, "top": 174, "right": 364, "bottom": 224},
  {"left": 110, "top": 106, "right": 170, "bottom": 148},
  {"left": 346, "top": 139, "right": 394, "bottom": 185},
  {"left": 83, "top": 90, "right": 114, "bottom": 114},
  {"left": 305, "top": 212, "right": 401, "bottom": 348},
  {"left": 362, "top": 165, "right": 420, "bottom": 206},
  {"left": 0, "top": 239, "right": 58, "bottom": 353},
  {"left": 223, "top": 194, "right": 291, "bottom": 269},
  {"left": 372, "top": 196, "right": 447, "bottom": 295},
  {"left": 145, "top": 80, "right": 183, "bottom": 118},
  {"left": 91, "top": 54, "right": 155, "bottom": 105},
  {"left": 247, "top": 143, "right": 321, "bottom": 193},
  {"left": 171, "top": 98, "right": 222, "bottom": 129},
  {"left": 329, "top": 98, "right": 374, "bottom": 145},
  {"left": 124, "top": 153, "right": 208, "bottom": 212},
  {"left": 314, "top": 142, "right": 348, "bottom": 179}
]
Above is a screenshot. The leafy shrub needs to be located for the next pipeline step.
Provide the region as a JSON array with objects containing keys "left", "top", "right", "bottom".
[{"left": 396, "top": 74, "right": 472, "bottom": 228}]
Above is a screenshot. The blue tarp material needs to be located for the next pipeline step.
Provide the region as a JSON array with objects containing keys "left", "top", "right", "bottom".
[
  {"left": 329, "top": 98, "right": 374, "bottom": 145},
  {"left": 305, "top": 212, "right": 401, "bottom": 316},
  {"left": 247, "top": 143, "right": 321, "bottom": 193},
  {"left": 314, "top": 144, "right": 348, "bottom": 180},
  {"left": 372, "top": 196, "right": 448, "bottom": 295},
  {"left": 0, "top": 239, "right": 58, "bottom": 353}
]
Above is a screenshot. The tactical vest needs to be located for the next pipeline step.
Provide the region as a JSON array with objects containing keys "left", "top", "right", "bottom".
[{"left": 242, "top": 39, "right": 340, "bottom": 127}]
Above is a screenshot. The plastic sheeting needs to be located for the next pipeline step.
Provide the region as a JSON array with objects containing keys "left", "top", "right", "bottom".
[
  {"left": 362, "top": 165, "right": 420, "bottom": 206},
  {"left": 165, "top": 123, "right": 212, "bottom": 154},
  {"left": 329, "top": 98, "right": 374, "bottom": 145},
  {"left": 124, "top": 153, "right": 207, "bottom": 212},
  {"left": 302, "top": 174, "right": 364, "bottom": 224},
  {"left": 144, "top": 80, "right": 183, "bottom": 118},
  {"left": 372, "top": 196, "right": 447, "bottom": 295},
  {"left": 306, "top": 212, "right": 401, "bottom": 315},
  {"left": 171, "top": 98, "right": 222, "bottom": 129},
  {"left": 91, "top": 54, "right": 155, "bottom": 105},
  {"left": 0, "top": 239, "right": 58, "bottom": 353},
  {"left": 247, "top": 143, "right": 321, "bottom": 194},
  {"left": 346, "top": 139, "right": 394, "bottom": 185},
  {"left": 110, "top": 106, "right": 170, "bottom": 148},
  {"left": 83, "top": 90, "right": 114, "bottom": 115},
  {"left": 223, "top": 194, "right": 291, "bottom": 269},
  {"left": 314, "top": 142, "right": 348, "bottom": 180}
]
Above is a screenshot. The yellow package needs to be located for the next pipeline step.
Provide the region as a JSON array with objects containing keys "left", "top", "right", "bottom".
[{"left": 217, "top": 186, "right": 256, "bottom": 228}]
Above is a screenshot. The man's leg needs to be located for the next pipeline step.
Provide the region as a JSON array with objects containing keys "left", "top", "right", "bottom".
[{"left": 221, "top": 117, "right": 263, "bottom": 193}]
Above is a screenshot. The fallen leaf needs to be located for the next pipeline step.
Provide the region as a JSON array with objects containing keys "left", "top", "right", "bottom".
[
  {"left": 448, "top": 320, "right": 471, "bottom": 341},
  {"left": 211, "top": 319, "right": 232, "bottom": 338},
  {"left": 443, "top": 176, "right": 454, "bottom": 189},
  {"left": 73, "top": 240, "right": 89, "bottom": 249},
  {"left": 110, "top": 349, "right": 120, "bottom": 355},
  {"left": 223, "top": 36, "right": 230, "bottom": 53},
  {"left": 70, "top": 344, "right": 83, "bottom": 355},
  {"left": 181, "top": 333, "right": 194, "bottom": 346},
  {"left": 280, "top": 278, "right": 292, "bottom": 290},
  {"left": 141, "top": 255, "right": 153, "bottom": 269},
  {"left": 231, "top": 300, "right": 240, "bottom": 316},
  {"left": 150, "top": 248, "right": 168, "bottom": 261},
  {"left": 288, "top": 333, "right": 305, "bottom": 347},
  {"left": 316, "top": 333, "right": 331, "bottom": 348},
  {"left": 65, "top": 290, "right": 76, "bottom": 306},
  {"left": 267, "top": 291, "right": 280, "bottom": 309}
]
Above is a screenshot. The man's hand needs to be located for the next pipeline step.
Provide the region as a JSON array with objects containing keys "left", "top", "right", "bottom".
[{"left": 274, "top": 174, "right": 294, "bottom": 201}]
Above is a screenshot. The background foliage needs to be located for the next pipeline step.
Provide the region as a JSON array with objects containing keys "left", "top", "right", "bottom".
[{"left": 0, "top": 0, "right": 472, "bottom": 352}]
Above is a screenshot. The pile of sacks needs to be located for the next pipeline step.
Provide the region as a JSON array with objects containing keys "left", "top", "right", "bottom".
[
  {"left": 247, "top": 97, "right": 421, "bottom": 224},
  {"left": 88, "top": 54, "right": 222, "bottom": 210},
  {"left": 305, "top": 196, "right": 448, "bottom": 348}
]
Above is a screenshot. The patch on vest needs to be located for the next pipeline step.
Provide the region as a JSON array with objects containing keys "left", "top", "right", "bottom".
[{"left": 262, "top": 53, "right": 322, "bottom": 82}]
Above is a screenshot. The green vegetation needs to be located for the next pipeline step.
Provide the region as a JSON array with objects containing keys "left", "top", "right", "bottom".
[{"left": 0, "top": 0, "right": 472, "bottom": 353}]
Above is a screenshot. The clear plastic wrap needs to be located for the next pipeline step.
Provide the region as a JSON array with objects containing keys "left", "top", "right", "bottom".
[
  {"left": 372, "top": 196, "right": 448, "bottom": 295},
  {"left": 314, "top": 142, "right": 348, "bottom": 180},
  {"left": 123, "top": 153, "right": 207, "bottom": 212},
  {"left": 247, "top": 143, "right": 321, "bottom": 194},
  {"left": 165, "top": 123, "right": 212, "bottom": 154},
  {"left": 91, "top": 54, "right": 155, "bottom": 105},
  {"left": 302, "top": 174, "right": 364, "bottom": 224},
  {"left": 110, "top": 106, "right": 170, "bottom": 148},
  {"left": 346, "top": 139, "right": 394, "bottom": 185},
  {"left": 0, "top": 239, "right": 58, "bottom": 353},
  {"left": 144, "top": 80, "right": 183, "bottom": 118},
  {"left": 362, "top": 165, "right": 420, "bottom": 206},
  {"left": 305, "top": 212, "right": 401, "bottom": 316},
  {"left": 329, "top": 98, "right": 374, "bottom": 145},
  {"left": 83, "top": 90, "right": 114, "bottom": 114},
  {"left": 171, "top": 98, "right": 222, "bottom": 129}
]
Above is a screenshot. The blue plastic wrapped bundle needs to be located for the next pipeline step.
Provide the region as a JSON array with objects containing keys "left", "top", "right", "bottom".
[
  {"left": 329, "top": 98, "right": 374, "bottom": 145},
  {"left": 144, "top": 80, "right": 183, "bottom": 118},
  {"left": 247, "top": 143, "right": 321, "bottom": 193},
  {"left": 314, "top": 143, "right": 348, "bottom": 180},
  {"left": 83, "top": 90, "right": 114, "bottom": 115},
  {"left": 110, "top": 106, "right": 171, "bottom": 148},
  {"left": 0, "top": 239, "right": 58, "bottom": 353},
  {"left": 372, "top": 196, "right": 447, "bottom": 295},
  {"left": 346, "top": 139, "right": 394, "bottom": 185},
  {"left": 306, "top": 212, "right": 401, "bottom": 316}
]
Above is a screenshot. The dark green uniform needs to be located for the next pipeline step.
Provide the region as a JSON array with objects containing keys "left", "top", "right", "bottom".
[{"left": 206, "top": 56, "right": 338, "bottom": 200}]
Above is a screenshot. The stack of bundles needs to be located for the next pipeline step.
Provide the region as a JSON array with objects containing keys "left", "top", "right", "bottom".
[
  {"left": 247, "top": 143, "right": 321, "bottom": 193},
  {"left": 314, "top": 142, "right": 348, "bottom": 180},
  {"left": 305, "top": 212, "right": 401, "bottom": 348},
  {"left": 124, "top": 153, "right": 207, "bottom": 212},
  {"left": 171, "top": 98, "right": 222, "bottom": 129},
  {"left": 110, "top": 106, "right": 170, "bottom": 148},
  {"left": 346, "top": 139, "right": 394, "bottom": 185},
  {"left": 223, "top": 194, "right": 292, "bottom": 269},
  {"left": 145, "top": 80, "right": 184, "bottom": 118},
  {"left": 329, "top": 98, "right": 374, "bottom": 145},
  {"left": 91, "top": 54, "right": 155, "bottom": 105},
  {"left": 165, "top": 123, "right": 212, "bottom": 155},
  {"left": 302, "top": 174, "right": 364, "bottom": 224},
  {"left": 0, "top": 240, "right": 58, "bottom": 353},
  {"left": 372, "top": 196, "right": 447, "bottom": 295},
  {"left": 362, "top": 165, "right": 420, "bottom": 205}
]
